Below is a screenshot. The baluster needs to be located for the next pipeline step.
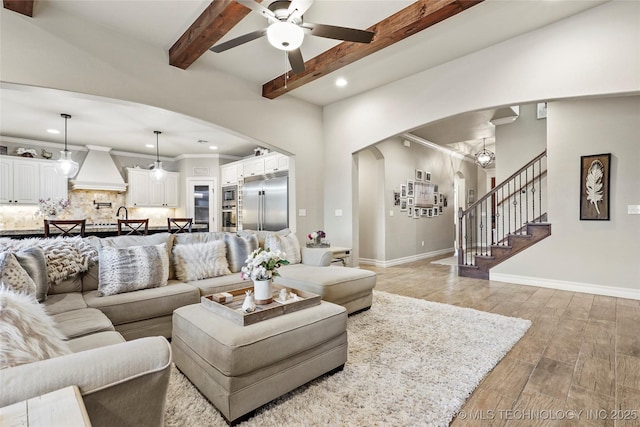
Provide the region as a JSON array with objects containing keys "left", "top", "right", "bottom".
[
  {"left": 501, "top": 186, "right": 505, "bottom": 245},
  {"left": 507, "top": 181, "right": 511, "bottom": 235},
  {"left": 531, "top": 160, "right": 536, "bottom": 222},
  {"left": 539, "top": 158, "right": 542, "bottom": 222},
  {"left": 519, "top": 174, "right": 523, "bottom": 234},
  {"left": 525, "top": 166, "right": 529, "bottom": 224},
  {"left": 513, "top": 178, "right": 517, "bottom": 235}
]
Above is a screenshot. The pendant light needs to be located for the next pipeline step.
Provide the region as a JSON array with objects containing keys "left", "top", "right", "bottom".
[
  {"left": 474, "top": 138, "right": 495, "bottom": 168},
  {"left": 152, "top": 130, "right": 165, "bottom": 181},
  {"left": 54, "top": 113, "right": 80, "bottom": 178}
]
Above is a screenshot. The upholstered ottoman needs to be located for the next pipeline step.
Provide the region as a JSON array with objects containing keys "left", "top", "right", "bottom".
[
  {"left": 275, "top": 265, "right": 377, "bottom": 314},
  {"left": 172, "top": 301, "right": 348, "bottom": 423}
]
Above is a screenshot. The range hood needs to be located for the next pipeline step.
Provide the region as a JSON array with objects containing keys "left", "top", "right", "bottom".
[{"left": 71, "top": 145, "right": 127, "bottom": 192}]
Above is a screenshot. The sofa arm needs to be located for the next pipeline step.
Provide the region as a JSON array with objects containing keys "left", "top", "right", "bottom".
[
  {"left": 0, "top": 336, "right": 172, "bottom": 427},
  {"left": 301, "top": 247, "right": 333, "bottom": 266}
]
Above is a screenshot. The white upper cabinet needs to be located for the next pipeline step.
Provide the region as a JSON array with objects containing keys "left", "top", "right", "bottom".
[
  {"left": 242, "top": 158, "right": 265, "bottom": 178},
  {"left": 126, "top": 168, "right": 179, "bottom": 207},
  {"left": 220, "top": 164, "right": 238, "bottom": 185},
  {"left": 1, "top": 157, "right": 65, "bottom": 205},
  {"left": 263, "top": 153, "right": 289, "bottom": 173}
]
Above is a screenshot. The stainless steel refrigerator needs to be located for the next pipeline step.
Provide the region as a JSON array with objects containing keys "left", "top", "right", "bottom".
[{"left": 242, "top": 174, "right": 288, "bottom": 231}]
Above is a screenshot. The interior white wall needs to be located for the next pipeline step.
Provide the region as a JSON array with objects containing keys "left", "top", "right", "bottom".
[
  {"left": 492, "top": 96, "right": 640, "bottom": 296},
  {"left": 0, "top": 6, "right": 324, "bottom": 236},
  {"left": 323, "top": 1, "right": 639, "bottom": 272},
  {"left": 357, "top": 148, "right": 380, "bottom": 261}
]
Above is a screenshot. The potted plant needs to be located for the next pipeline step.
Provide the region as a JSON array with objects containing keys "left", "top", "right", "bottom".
[{"left": 241, "top": 248, "right": 289, "bottom": 304}]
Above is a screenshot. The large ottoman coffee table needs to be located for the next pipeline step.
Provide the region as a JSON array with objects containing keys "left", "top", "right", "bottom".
[{"left": 172, "top": 300, "right": 348, "bottom": 423}]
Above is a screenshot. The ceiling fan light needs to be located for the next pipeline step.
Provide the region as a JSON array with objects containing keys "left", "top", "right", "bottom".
[{"left": 267, "top": 21, "right": 304, "bottom": 51}]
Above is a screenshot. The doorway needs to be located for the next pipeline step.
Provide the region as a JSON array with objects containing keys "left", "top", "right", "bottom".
[{"left": 453, "top": 172, "right": 465, "bottom": 256}]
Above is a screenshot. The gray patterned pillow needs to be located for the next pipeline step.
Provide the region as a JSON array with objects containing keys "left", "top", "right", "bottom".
[
  {"left": 264, "top": 232, "right": 301, "bottom": 264},
  {"left": 14, "top": 247, "right": 48, "bottom": 302},
  {"left": 0, "top": 252, "right": 37, "bottom": 297},
  {"left": 98, "top": 243, "right": 169, "bottom": 297},
  {"left": 224, "top": 233, "right": 259, "bottom": 273},
  {"left": 172, "top": 240, "right": 231, "bottom": 281}
]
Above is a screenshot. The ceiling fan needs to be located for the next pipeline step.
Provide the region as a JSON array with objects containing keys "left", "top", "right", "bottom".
[{"left": 209, "top": 0, "right": 375, "bottom": 74}]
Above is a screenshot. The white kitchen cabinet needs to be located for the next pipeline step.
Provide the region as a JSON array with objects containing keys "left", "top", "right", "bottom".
[
  {"left": 263, "top": 153, "right": 289, "bottom": 173},
  {"left": 242, "top": 158, "right": 265, "bottom": 178},
  {"left": 39, "top": 163, "right": 69, "bottom": 201},
  {"left": 220, "top": 164, "right": 238, "bottom": 185},
  {"left": 1, "top": 156, "right": 59, "bottom": 205},
  {"left": 126, "top": 168, "right": 178, "bottom": 207}
]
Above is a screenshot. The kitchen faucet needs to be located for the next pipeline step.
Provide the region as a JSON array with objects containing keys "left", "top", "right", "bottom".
[{"left": 116, "top": 206, "right": 128, "bottom": 220}]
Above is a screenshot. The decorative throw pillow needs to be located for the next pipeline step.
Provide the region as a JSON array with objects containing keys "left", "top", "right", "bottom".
[
  {"left": 224, "top": 233, "right": 259, "bottom": 273},
  {"left": 0, "top": 252, "right": 37, "bottom": 297},
  {"left": 172, "top": 240, "right": 231, "bottom": 282},
  {"left": 264, "top": 232, "right": 301, "bottom": 264},
  {"left": 98, "top": 243, "right": 169, "bottom": 297},
  {"left": 0, "top": 287, "right": 71, "bottom": 369},
  {"left": 14, "top": 247, "right": 48, "bottom": 302}
]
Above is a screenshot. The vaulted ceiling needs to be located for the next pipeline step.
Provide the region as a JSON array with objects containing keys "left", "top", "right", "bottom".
[{"left": 1, "top": 0, "right": 606, "bottom": 157}]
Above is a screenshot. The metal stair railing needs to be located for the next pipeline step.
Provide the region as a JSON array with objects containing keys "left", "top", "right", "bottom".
[{"left": 458, "top": 150, "right": 547, "bottom": 268}]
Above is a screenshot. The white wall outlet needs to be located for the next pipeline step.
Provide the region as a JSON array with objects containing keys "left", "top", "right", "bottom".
[
  {"left": 298, "top": 209, "right": 307, "bottom": 216},
  {"left": 628, "top": 205, "right": 640, "bottom": 214},
  {"left": 421, "top": 241, "right": 425, "bottom": 246},
  {"left": 335, "top": 209, "right": 343, "bottom": 217},
  {"left": 389, "top": 210, "right": 394, "bottom": 217}
]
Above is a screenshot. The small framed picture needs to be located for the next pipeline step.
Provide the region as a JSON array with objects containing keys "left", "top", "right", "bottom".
[
  {"left": 400, "top": 199, "right": 407, "bottom": 211},
  {"left": 393, "top": 191, "right": 400, "bottom": 206},
  {"left": 415, "top": 169, "right": 424, "bottom": 181},
  {"left": 439, "top": 206, "right": 443, "bottom": 215},
  {"left": 424, "top": 171, "right": 432, "bottom": 182},
  {"left": 439, "top": 193, "right": 443, "bottom": 204},
  {"left": 400, "top": 184, "right": 407, "bottom": 198},
  {"left": 407, "top": 197, "right": 414, "bottom": 207},
  {"left": 433, "top": 192, "right": 439, "bottom": 205},
  {"left": 427, "top": 208, "right": 434, "bottom": 217},
  {"left": 420, "top": 208, "right": 429, "bottom": 216},
  {"left": 413, "top": 207, "right": 420, "bottom": 218},
  {"left": 408, "top": 207, "right": 414, "bottom": 217},
  {"left": 407, "top": 180, "right": 414, "bottom": 197}
]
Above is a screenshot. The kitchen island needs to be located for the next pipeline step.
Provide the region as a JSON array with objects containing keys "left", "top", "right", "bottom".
[{"left": 0, "top": 223, "right": 208, "bottom": 239}]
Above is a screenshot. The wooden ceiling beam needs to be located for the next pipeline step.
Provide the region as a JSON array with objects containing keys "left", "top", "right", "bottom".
[
  {"left": 3, "top": 0, "right": 34, "bottom": 17},
  {"left": 262, "top": 0, "right": 483, "bottom": 99},
  {"left": 169, "top": 1, "right": 262, "bottom": 70}
]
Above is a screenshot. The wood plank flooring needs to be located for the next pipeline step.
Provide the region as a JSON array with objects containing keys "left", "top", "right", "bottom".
[{"left": 361, "top": 256, "right": 640, "bottom": 427}]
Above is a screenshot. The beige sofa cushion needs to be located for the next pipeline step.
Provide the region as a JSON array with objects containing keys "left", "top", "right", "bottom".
[
  {"left": 83, "top": 281, "right": 200, "bottom": 326},
  {"left": 51, "top": 308, "right": 114, "bottom": 339},
  {"left": 264, "top": 232, "right": 301, "bottom": 264},
  {"left": 42, "top": 293, "right": 87, "bottom": 316},
  {"left": 66, "top": 331, "right": 126, "bottom": 353},
  {"left": 186, "top": 272, "right": 246, "bottom": 296},
  {"left": 275, "top": 264, "right": 376, "bottom": 305},
  {"left": 0, "top": 252, "right": 37, "bottom": 296}
]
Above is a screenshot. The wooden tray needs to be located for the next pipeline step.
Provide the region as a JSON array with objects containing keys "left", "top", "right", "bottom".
[{"left": 201, "top": 285, "right": 320, "bottom": 326}]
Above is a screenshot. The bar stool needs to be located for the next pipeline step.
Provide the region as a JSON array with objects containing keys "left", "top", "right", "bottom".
[
  {"left": 44, "top": 219, "right": 86, "bottom": 237},
  {"left": 117, "top": 219, "right": 149, "bottom": 236},
  {"left": 167, "top": 217, "right": 193, "bottom": 234}
]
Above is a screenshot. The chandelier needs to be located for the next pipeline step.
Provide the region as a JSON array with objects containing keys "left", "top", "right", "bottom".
[{"left": 474, "top": 138, "right": 495, "bottom": 168}]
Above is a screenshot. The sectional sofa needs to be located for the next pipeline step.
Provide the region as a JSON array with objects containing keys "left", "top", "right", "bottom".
[{"left": 0, "top": 230, "right": 376, "bottom": 426}]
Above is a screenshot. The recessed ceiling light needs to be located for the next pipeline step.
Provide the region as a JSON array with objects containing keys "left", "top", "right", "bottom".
[
  {"left": 145, "top": 144, "right": 154, "bottom": 148},
  {"left": 47, "top": 129, "right": 60, "bottom": 134},
  {"left": 335, "top": 77, "right": 348, "bottom": 87},
  {"left": 209, "top": 146, "right": 218, "bottom": 150}
]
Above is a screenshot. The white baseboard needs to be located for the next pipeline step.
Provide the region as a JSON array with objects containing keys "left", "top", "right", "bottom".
[
  {"left": 359, "top": 248, "right": 454, "bottom": 268},
  {"left": 490, "top": 273, "right": 640, "bottom": 301}
]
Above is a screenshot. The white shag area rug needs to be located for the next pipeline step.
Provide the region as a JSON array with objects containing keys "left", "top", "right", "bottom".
[{"left": 165, "top": 291, "right": 531, "bottom": 426}]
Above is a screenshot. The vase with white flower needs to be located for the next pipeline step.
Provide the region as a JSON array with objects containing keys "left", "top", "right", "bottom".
[
  {"left": 34, "top": 198, "right": 70, "bottom": 220},
  {"left": 307, "top": 230, "right": 326, "bottom": 246},
  {"left": 241, "top": 248, "right": 289, "bottom": 304}
]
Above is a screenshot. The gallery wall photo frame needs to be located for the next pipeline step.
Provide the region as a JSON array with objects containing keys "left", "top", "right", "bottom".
[
  {"left": 580, "top": 153, "right": 611, "bottom": 221},
  {"left": 415, "top": 169, "right": 423, "bottom": 181},
  {"left": 407, "top": 180, "right": 415, "bottom": 197}
]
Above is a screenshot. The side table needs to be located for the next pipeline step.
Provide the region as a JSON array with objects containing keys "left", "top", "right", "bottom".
[{"left": 0, "top": 385, "right": 91, "bottom": 427}]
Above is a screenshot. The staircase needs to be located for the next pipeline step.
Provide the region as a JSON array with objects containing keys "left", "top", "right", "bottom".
[{"left": 458, "top": 151, "right": 550, "bottom": 280}]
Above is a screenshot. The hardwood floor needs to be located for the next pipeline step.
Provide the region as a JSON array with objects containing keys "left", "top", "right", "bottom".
[{"left": 361, "top": 256, "right": 640, "bottom": 427}]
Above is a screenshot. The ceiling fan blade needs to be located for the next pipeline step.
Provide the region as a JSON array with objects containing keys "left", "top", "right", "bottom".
[
  {"left": 237, "top": 0, "right": 277, "bottom": 23},
  {"left": 288, "top": 48, "right": 305, "bottom": 74},
  {"left": 301, "top": 23, "right": 375, "bottom": 44},
  {"left": 287, "top": 0, "right": 313, "bottom": 22},
  {"left": 209, "top": 28, "right": 268, "bottom": 53}
]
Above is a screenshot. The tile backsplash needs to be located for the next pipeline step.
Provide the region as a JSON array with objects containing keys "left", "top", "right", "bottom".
[{"left": 0, "top": 190, "right": 175, "bottom": 230}]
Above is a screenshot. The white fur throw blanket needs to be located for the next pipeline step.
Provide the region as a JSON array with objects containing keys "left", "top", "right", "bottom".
[{"left": 0, "top": 237, "right": 98, "bottom": 286}]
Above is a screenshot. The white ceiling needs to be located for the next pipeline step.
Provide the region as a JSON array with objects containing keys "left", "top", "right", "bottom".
[{"left": 0, "top": 0, "right": 607, "bottom": 158}]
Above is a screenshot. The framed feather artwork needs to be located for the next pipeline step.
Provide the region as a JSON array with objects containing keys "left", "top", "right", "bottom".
[{"left": 580, "top": 153, "right": 611, "bottom": 220}]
